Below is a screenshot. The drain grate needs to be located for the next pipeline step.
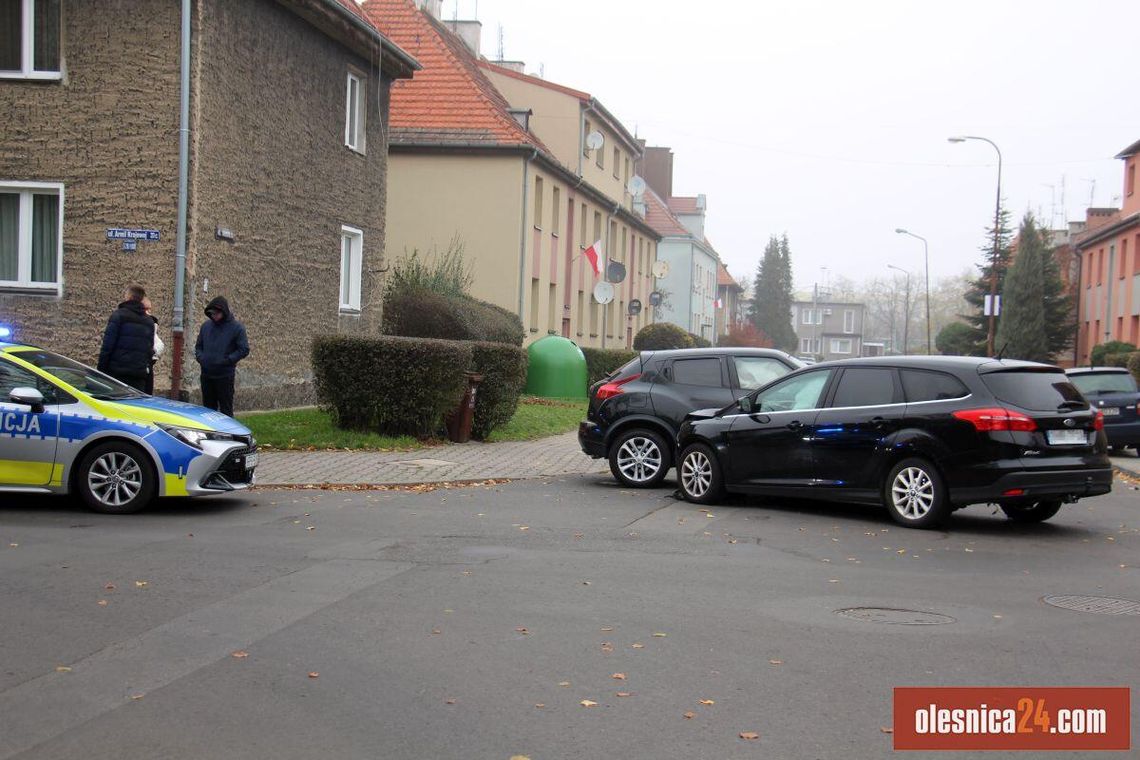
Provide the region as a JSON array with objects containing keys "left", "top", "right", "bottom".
[
  {"left": 1042, "top": 595, "right": 1140, "bottom": 616},
  {"left": 835, "top": 607, "right": 956, "bottom": 625}
]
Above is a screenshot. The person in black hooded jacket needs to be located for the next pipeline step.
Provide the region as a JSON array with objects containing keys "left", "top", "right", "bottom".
[
  {"left": 194, "top": 296, "right": 249, "bottom": 416},
  {"left": 97, "top": 283, "right": 155, "bottom": 392}
]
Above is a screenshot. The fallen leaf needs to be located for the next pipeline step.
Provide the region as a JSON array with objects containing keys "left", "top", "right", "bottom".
[
  {"left": 558, "top": 681, "right": 571, "bottom": 687},
  {"left": 582, "top": 581, "right": 591, "bottom": 585},
  {"left": 515, "top": 627, "right": 529, "bottom": 635},
  {"left": 445, "top": 698, "right": 456, "bottom": 705},
  {"left": 600, "top": 626, "right": 614, "bottom": 632},
  {"left": 432, "top": 628, "right": 442, "bottom": 635},
  {"left": 964, "top": 548, "right": 974, "bottom": 553},
  {"left": 992, "top": 615, "right": 1003, "bottom": 620},
  {"left": 231, "top": 650, "right": 249, "bottom": 659},
  {"left": 699, "top": 699, "right": 715, "bottom": 706},
  {"left": 308, "top": 672, "right": 320, "bottom": 679},
  {"left": 698, "top": 508, "right": 711, "bottom": 513},
  {"left": 616, "top": 692, "right": 632, "bottom": 697},
  {"left": 130, "top": 693, "right": 145, "bottom": 700},
  {"left": 534, "top": 703, "right": 545, "bottom": 708},
  {"left": 652, "top": 632, "right": 667, "bottom": 638},
  {"left": 706, "top": 514, "right": 715, "bottom": 518},
  {"left": 580, "top": 699, "right": 598, "bottom": 707},
  {"left": 828, "top": 579, "right": 839, "bottom": 583},
  {"left": 769, "top": 659, "right": 783, "bottom": 665},
  {"left": 134, "top": 581, "right": 148, "bottom": 588},
  {"left": 739, "top": 731, "right": 760, "bottom": 740},
  {"left": 510, "top": 756, "right": 532, "bottom": 760},
  {"left": 519, "top": 526, "right": 529, "bottom": 531},
  {"left": 104, "top": 583, "right": 116, "bottom": 590},
  {"left": 601, "top": 642, "right": 614, "bottom": 653},
  {"left": 97, "top": 599, "right": 109, "bottom": 607},
  {"left": 611, "top": 673, "right": 626, "bottom": 680},
  {"left": 631, "top": 643, "right": 644, "bottom": 649},
  {"left": 683, "top": 711, "right": 696, "bottom": 719},
  {"left": 55, "top": 666, "right": 71, "bottom": 673},
  {"left": 306, "top": 526, "right": 315, "bottom": 531},
  {"left": 880, "top": 726, "right": 894, "bottom": 734}
]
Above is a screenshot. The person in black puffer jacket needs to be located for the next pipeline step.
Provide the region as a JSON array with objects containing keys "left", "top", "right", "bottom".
[
  {"left": 194, "top": 296, "right": 249, "bottom": 416},
  {"left": 97, "top": 283, "right": 155, "bottom": 392}
]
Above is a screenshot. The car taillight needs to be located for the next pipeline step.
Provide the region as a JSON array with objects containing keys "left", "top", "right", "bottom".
[
  {"left": 952, "top": 407, "right": 1037, "bottom": 432},
  {"left": 596, "top": 373, "right": 641, "bottom": 402},
  {"left": 1094, "top": 410, "right": 1105, "bottom": 431}
]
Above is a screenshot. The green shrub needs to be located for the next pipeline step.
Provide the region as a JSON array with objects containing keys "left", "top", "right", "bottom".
[
  {"left": 454, "top": 296, "right": 525, "bottom": 346},
  {"left": 581, "top": 347, "right": 638, "bottom": 387},
  {"left": 1103, "top": 351, "right": 1135, "bottom": 368},
  {"left": 386, "top": 241, "right": 472, "bottom": 298},
  {"left": 383, "top": 288, "right": 524, "bottom": 346},
  {"left": 468, "top": 341, "right": 528, "bottom": 439},
  {"left": 312, "top": 335, "right": 471, "bottom": 437},
  {"left": 1128, "top": 352, "right": 1140, "bottom": 382},
  {"left": 1090, "top": 340, "right": 1135, "bottom": 366},
  {"left": 688, "top": 332, "right": 712, "bottom": 348},
  {"left": 633, "top": 323, "right": 694, "bottom": 351}
]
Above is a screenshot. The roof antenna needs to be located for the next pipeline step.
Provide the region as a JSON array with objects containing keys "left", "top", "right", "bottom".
[
  {"left": 497, "top": 24, "right": 504, "bottom": 60},
  {"left": 995, "top": 342, "right": 1009, "bottom": 361}
]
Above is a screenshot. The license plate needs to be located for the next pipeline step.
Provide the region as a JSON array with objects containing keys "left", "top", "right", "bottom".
[
  {"left": 1046, "top": 429, "right": 1087, "bottom": 446},
  {"left": 1101, "top": 407, "right": 1121, "bottom": 416},
  {"left": 244, "top": 452, "right": 259, "bottom": 469}
]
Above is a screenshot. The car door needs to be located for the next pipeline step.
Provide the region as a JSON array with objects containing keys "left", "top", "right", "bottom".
[
  {"left": 810, "top": 366, "right": 904, "bottom": 497},
  {"left": 651, "top": 356, "right": 735, "bottom": 430},
  {"left": 723, "top": 368, "right": 834, "bottom": 488},
  {"left": 0, "top": 357, "right": 60, "bottom": 487}
]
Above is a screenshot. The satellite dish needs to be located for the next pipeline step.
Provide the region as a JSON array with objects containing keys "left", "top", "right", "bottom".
[
  {"left": 651, "top": 260, "right": 670, "bottom": 279},
  {"left": 593, "top": 281, "right": 614, "bottom": 305},
  {"left": 648, "top": 291, "right": 662, "bottom": 306},
  {"left": 585, "top": 131, "right": 605, "bottom": 151},
  {"left": 628, "top": 299, "right": 642, "bottom": 316},
  {"left": 606, "top": 260, "right": 627, "bottom": 283},
  {"left": 627, "top": 175, "right": 647, "bottom": 198}
]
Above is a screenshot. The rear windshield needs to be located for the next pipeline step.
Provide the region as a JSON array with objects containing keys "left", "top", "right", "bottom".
[
  {"left": 607, "top": 356, "right": 642, "bottom": 381},
  {"left": 981, "top": 370, "right": 1086, "bottom": 411},
  {"left": 1068, "top": 371, "right": 1137, "bottom": 396}
]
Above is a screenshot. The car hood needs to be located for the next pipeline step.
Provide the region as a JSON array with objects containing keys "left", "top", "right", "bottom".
[{"left": 96, "top": 396, "right": 251, "bottom": 434}]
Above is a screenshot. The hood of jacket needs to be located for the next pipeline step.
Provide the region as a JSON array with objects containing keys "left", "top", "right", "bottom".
[{"left": 204, "top": 296, "right": 232, "bottom": 321}]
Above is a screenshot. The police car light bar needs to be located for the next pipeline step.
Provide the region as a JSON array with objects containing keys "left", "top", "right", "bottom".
[{"left": 0, "top": 326, "right": 12, "bottom": 339}]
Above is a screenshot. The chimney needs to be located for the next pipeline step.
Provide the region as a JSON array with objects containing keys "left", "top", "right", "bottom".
[
  {"left": 490, "top": 60, "right": 526, "bottom": 73},
  {"left": 444, "top": 19, "right": 482, "bottom": 56},
  {"left": 696, "top": 194, "right": 707, "bottom": 212},
  {"left": 414, "top": 0, "right": 443, "bottom": 19},
  {"left": 641, "top": 146, "right": 673, "bottom": 199}
]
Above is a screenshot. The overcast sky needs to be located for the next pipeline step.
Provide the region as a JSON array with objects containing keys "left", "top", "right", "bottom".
[{"left": 435, "top": 0, "right": 1140, "bottom": 293}]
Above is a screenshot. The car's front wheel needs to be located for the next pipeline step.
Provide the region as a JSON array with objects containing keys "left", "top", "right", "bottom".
[
  {"left": 884, "top": 457, "right": 950, "bottom": 529},
  {"left": 75, "top": 441, "right": 157, "bottom": 514},
  {"left": 1000, "top": 499, "right": 1063, "bottom": 524},
  {"left": 678, "top": 443, "right": 726, "bottom": 504},
  {"left": 609, "top": 429, "right": 671, "bottom": 487}
]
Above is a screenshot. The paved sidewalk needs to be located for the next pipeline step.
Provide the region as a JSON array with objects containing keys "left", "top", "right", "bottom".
[
  {"left": 255, "top": 431, "right": 607, "bottom": 486},
  {"left": 1111, "top": 452, "right": 1140, "bottom": 478}
]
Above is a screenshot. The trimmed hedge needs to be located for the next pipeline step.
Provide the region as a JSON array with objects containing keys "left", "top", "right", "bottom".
[
  {"left": 1102, "top": 351, "right": 1135, "bottom": 368},
  {"left": 688, "top": 332, "right": 712, "bottom": 348},
  {"left": 468, "top": 341, "right": 528, "bottom": 439},
  {"left": 383, "top": 287, "right": 524, "bottom": 346},
  {"left": 1128, "top": 352, "right": 1140, "bottom": 381},
  {"left": 633, "top": 322, "right": 694, "bottom": 350},
  {"left": 581, "top": 347, "right": 638, "bottom": 388},
  {"left": 1090, "top": 340, "right": 1135, "bottom": 366},
  {"left": 312, "top": 335, "right": 472, "bottom": 436}
]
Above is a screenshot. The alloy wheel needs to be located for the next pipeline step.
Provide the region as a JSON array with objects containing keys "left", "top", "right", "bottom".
[
  {"left": 616, "top": 436, "right": 663, "bottom": 483},
  {"left": 681, "top": 450, "right": 713, "bottom": 499},
  {"left": 87, "top": 452, "right": 143, "bottom": 508},
  {"left": 891, "top": 466, "right": 935, "bottom": 520}
]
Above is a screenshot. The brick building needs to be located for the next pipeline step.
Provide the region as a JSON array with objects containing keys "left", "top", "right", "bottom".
[{"left": 0, "top": 0, "right": 417, "bottom": 408}]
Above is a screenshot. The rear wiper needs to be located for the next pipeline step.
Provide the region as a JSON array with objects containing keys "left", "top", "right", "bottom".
[{"left": 1057, "top": 400, "right": 1088, "bottom": 411}]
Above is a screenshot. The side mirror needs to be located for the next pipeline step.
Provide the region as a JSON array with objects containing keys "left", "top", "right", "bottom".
[
  {"left": 9, "top": 387, "right": 45, "bottom": 414},
  {"left": 738, "top": 395, "right": 753, "bottom": 414}
]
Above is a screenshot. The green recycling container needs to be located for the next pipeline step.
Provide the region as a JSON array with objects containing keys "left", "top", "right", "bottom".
[{"left": 524, "top": 335, "right": 587, "bottom": 399}]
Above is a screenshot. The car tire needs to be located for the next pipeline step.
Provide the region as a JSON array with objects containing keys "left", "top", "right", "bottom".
[
  {"left": 608, "top": 429, "right": 672, "bottom": 488},
  {"left": 677, "top": 443, "right": 726, "bottom": 505},
  {"left": 75, "top": 441, "right": 157, "bottom": 515},
  {"left": 883, "top": 457, "right": 950, "bottom": 529},
  {"left": 1000, "top": 499, "right": 1063, "bottom": 524}
]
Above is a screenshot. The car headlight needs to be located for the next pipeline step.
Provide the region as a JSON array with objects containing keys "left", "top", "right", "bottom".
[{"left": 161, "top": 425, "right": 240, "bottom": 449}]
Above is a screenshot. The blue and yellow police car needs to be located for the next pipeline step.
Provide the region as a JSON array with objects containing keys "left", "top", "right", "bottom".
[{"left": 0, "top": 335, "right": 256, "bottom": 513}]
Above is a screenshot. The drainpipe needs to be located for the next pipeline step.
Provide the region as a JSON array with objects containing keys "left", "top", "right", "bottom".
[
  {"left": 517, "top": 147, "right": 539, "bottom": 320},
  {"left": 169, "top": 0, "right": 191, "bottom": 400}
]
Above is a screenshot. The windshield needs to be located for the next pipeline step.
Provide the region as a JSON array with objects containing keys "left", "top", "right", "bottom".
[
  {"left": 1069, "top": 372, "right": 1138, "bottom": 396},
  {"left": 981, "top": 370, "right": 1086, "bottom": 412},
  {"left": 12, "top": 349, "right": 146, "bottom": 400}
]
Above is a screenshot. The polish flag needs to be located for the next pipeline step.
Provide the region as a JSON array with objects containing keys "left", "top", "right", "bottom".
[
  {"left": 714, "top": 297, "right": 724, "bottom": 309},
  {"left": 583, "top": 240, "right": 603, "bottom": 277}
]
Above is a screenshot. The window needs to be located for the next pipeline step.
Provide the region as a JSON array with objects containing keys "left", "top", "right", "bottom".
[
  {"left": 799, "top": 338, "right": 821, "bottom": 354},
  {"left": 981, "top": 370, "right": 1082, "bottom": 412},
  {"left": 672, "top": 357, "right": 722, "bottom": 387},
  {"left": 733, "top": 356, "right": 791, "bottom": 390},
  {"left": 0, "top": 0, "right": 61, "bottom": 78},
  {"left": 583, "top": 119, "right": 592, "bottom": 157},
  {"left": 612, "top": 147, "right": 620, "bottom": 178},
  {"left": 1085, "top": 252, "right": 1093, "bottom": 288},
  {"left": 339, "top": 226, "right": 363, "bottom": 311},
  {"left": 830, "top": 338, "right": 853, "bottom": 354},
  {"left": 344, "top": 72, "right": 365, "bottom": 152},
  {"left": 551, "top": 186, "right": 560, "bottom": 235},
  {"left": 579, "top": 202, "right": 587, "bottom": 247},
  {"left": 0, "top": 182, "right": 63, "bottom": 293},
  {"left": 1116, "top": 242, "right": 1124, "bottom": 279},
  {"left": 624, "top": 157, "right": 630, "bottom": 188},
  {"left": 0, "top": 357, "right": 40, "bottom": 397},
  {"left": 596, "top": 137, "right": 604, "bottom": 169},
  {"left": 900, "top": 369, "right": 969, "bottom": 402},
  {"left": 1129, "top": 162, "right": 1136, "bottom": 197},
  {"left": 755, "top": 369, "right": 833, "bottom": 413},
  {"left": 801, "top": 307, "right": 821, "bottom": 325},
  {"left": 831, "top": 368, "right": 897, "bottom": 407},
  {"left": 533, "top": 176, "right": 544, "bottom": 229},
  {"left": 843, "top": 309, "right": 855, "bottom": 333},
  {"left": 1097, "top": 249, "right": 1103, "bottom": 285}
]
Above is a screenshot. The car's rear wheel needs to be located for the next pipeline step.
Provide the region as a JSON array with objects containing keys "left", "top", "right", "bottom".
[
  {"left": 609, "top": 429, "right": 671, "bottom": 487},
  {"left": 884, "top": 457, "right": 949, "bottom": 529},
  {"left": 76, "top": 441, "right": 156, "bottom": 514},
  {"left": 678, "top": 443, "right": 726, "bottom": 505},
  {"left": 1000, "top": 499, "right": 1063, "bottom": 524}
]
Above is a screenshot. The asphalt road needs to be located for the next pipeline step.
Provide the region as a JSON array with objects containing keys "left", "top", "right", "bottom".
[{"left": 1, "top": 475, "right": 1137, "bottom": 760}]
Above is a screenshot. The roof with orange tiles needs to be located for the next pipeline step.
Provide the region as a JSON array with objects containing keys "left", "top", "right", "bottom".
[
  {"left": 363, "top": 0, "right": 546, "bottom": 149},
  {"left": 718, "top": 262, "right": 743, "bottom": 291},
  {"left": 643, "top": 188, "right": 692, "bottom": 239},
  {"left": 667, "top": 196, "right": 702, "bottom": 215}
]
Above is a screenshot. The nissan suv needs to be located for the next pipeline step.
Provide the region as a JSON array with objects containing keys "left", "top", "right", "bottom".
[{"left": 578, "top": 348, "right": 801, "bottom": 487}]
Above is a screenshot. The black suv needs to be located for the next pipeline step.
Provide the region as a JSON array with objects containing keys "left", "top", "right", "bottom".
[
  {"left": 579, "top": 348, "right": 801, "bottom": 487},
  {"left": 675, "top": 356, "right": 1112, "bottom": 529}
]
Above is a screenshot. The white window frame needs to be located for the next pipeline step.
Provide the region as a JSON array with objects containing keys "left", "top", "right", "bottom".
[
  {"left": 799, "top": 337, "right": 820, "bottom": 354},
  {"left": 339, "top": 225, "right": 363, "bottom": 312},
  {"left": 0, "top": 0, "right": 62, "bottom": 80},
  {"left": 0, "top": 180, "right": 64, "bottom": 294},
  {"left": 801, "top": 307, "right": 822, "bottom": 325},
  {"left": 843, "top": 309, "right": 855, "bottom": 333},
  {"left": 830, "top": 338, "right": 853, "bottom": 354},
  {"left": 344, "top": 71, "right": 365, "bottom": 153}
]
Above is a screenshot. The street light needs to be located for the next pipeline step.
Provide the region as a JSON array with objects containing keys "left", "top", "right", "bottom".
[
  {"left": 887, "top": 264, "right": 911, "bottom": 354},
  {"left": 895, "top": 228, "right": 931, "bottom": 354},
  {"left": 948, "top": 135, "right": 1003, "bottom": 356}
]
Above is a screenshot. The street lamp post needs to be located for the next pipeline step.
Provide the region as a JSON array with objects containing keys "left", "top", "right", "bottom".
[
  {"left": 949, "top": 135, "right": 1003, "bottom": 356},
  {"left": 895, "top": 228, "right": 931, "bottom": 354},
  {"left": 887, "top": 264, "right": 911, "bottom": 354}
]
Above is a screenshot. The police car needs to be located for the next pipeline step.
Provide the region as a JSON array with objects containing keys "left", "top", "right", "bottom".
[{"left": 0, "top": 334, "right": 256, "bottom": 513}]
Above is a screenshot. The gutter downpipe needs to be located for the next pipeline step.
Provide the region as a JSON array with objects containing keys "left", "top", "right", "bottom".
[
  {"left": 517, "top": 147, "right": 539, "bottom": 321},
  {"left": 169, "top": 0, "right": 191, "bottom": 400}
]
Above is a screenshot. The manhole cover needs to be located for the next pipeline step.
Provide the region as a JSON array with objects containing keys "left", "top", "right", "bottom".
[
  {"left": 1042, "top": 595, "right": 1140, "bottom": 616},
  {"left": 835, "top": 607, "right": 956, "bottom": 625}
]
